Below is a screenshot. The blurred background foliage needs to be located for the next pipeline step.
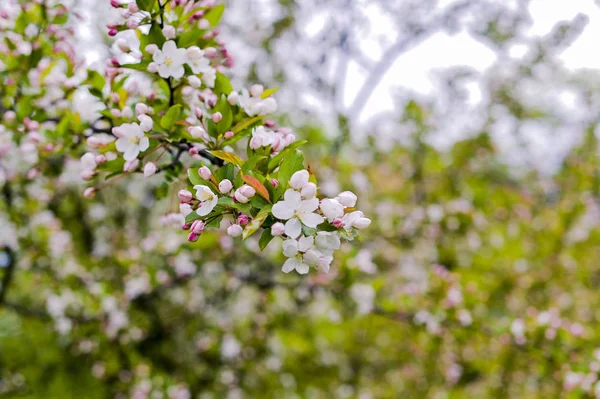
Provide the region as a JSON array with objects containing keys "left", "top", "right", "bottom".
[{"left": 4, "top": 0, "right": 600, "bottom": 398}]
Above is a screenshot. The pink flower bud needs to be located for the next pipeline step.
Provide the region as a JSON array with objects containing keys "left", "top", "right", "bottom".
[
  {"left": 233, "top": 189, "right": 249, "bottom": 204},
  {"left": 110, "top": 57, "right": 120, "bottom": 67},
  {"left": 198, "top": 166, "right": 212, "bottom": 180},
  {"left": 95, "top": 155, "right": 107, "bottom": 165},
  {"left": 204, "top": 47, "right": 217, "bottom": 58},
  {"left": 271, "top": 222, "right": 285, "bottom": 236},
  {"left": 181, "top": 86, "right": 194, "bottom": 97},
  {"left": 27, "top": 168, "right": 39, "bottom": 180},
  {"left": 187, "top": 232, "right": 200, "bottom": 242},
  {"left": 83, "top": 187, "right": 96, "bottom": 199},
  {"left": 218, "top": 179, "right": 233, "bottom": 193},
  {"left": 143, "top": 162, "right": 157, "bottom": 177},
  {"left": 237, "top": 214, "right": 249, "bottom": 226},
  {"left": 289, "top": 170, "right": 309, "bottom": 189},
  {"left": 211, "top": 112, "right": 222, "bottom": 123},
  {"left": 110, "top": 0, "right": 120, "bottom": 8},
  {"left": 332, "top": 218, "right": 345, "bottom": 229},
  {"left": 126, "top": 19, "right": 138, "bottom": 29},
  {"left": 81, "top": 170, "right": 95, "bottom": 180},
  {"left": 145, "top": 44, "right": 159, "bottom": 55},
  {"left": 198, "top": 19, "right": 211, "bottom": 30},
  {"left": 264, "top": 120, "right": 276, "bottom": 128},
  {"left": 178, "top": 189, "right": 193, "bottom": 202},
  {"left": 270, "top": 179, "right": 279, "bottom": 188},
  {"left": 106, "top": 22, "right": 119, "bottom": 29},
  {"left": 138, "top": 115, "right": 154, "bottom": 132},
  {"left": 239, "top": 185, "right": 255, "bottom": 198},
  {"left": 250, "top": 84, "right": 264, "bottom": 97},
  {"left": 135, "top": 103, "right": 148, "bottom": 115},
  {"left": 336, "top": 191, "right": 357, "bottom": 208},
  {"left": 227, "top": 224, "right": 243, "bottom": 237},
  {"left": 3, "top": 111, "right": 15, "bottom": 122},
  {"left": 162, "top": 25, "right": 176, "bottom": 39},
  {"left": 190, "top": 220, "right": 206, "bottom": 234},
  {"left": 108, "top": 28, "right": 118, "bottom": 36},
  {"left": 301, "top": 182, "right": 317, "bottom": 198},
  {"left": 224, "top": 131, "right": 234, "bottom": 139},
  {"left": 188, "top": 75, "right": 201, "bottom": 89},
  {"left": 127, "top": 2, "right": 138, "bottom": 12},
  {"left": 123, "top": 158, "right": 140, "bottom": 172},
  {"left": 110, "top": 109, "right": 121, "bottom": 118},
  {"left": 147, "top": 62, "right": 158, "bottom": 73},
  {"left": 182, "top": 223, "right": 191, "bottom": 230}
]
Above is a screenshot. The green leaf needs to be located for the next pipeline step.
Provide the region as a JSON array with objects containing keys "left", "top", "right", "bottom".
[
  {"left": 204, "top": 4, "right": 225, "bottom": 27},
  {"left": 258, "top": 229, "right": 274, "bottom": 250},
  {"left": 160, "top": 104, "right": 182, "bottom": 131},
  {"left": 261, "top": 87, "right": 278, "bottom": 99},
  {"left": 209, "top": 150, "right": 243, "bottom": 167},
  {"left": 213, "top": 95, "right": 233, "bottom": 134},
  {"left": 140, "top": 22, "right": 165, "bottom": 50},
  {"left": 231, "top": 116, "right": 262, "bottom": 134},
  {"left": 274, "top": 150, "right": 304, "bottom": 200},
  {"left": 242, "top": 205, "right": 272, "bottom": 240},
  {"left": 267, "top": 140, "right": 308, "bottom": 172},
  {"left": 242, "top": 155, "right": 267, "bottom": 174},
  {"left": 217, "top": 196, "right": 252, "bottom": 212},
  {"left": 185, "top": 211, "right": 201, "bottom": 223},
  {"left": 120, "top": 61, "right": 150, "bottom": 72},
  {"left": 214, "top": 71, "right": 233, "bottom": 96},
  {"left": 215, "top": 163, "right": 235, "bottom": 183}
]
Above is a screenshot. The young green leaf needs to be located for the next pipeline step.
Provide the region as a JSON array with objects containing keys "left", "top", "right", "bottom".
[
  {"left": 242, "top": 205, "right": 272, "bottom": 240},
  {"left": 160, "top": 104, "right": 182, "bottom": 131},
  {"left": 209, "top": 150, "right": 243, "bottom": 167}
]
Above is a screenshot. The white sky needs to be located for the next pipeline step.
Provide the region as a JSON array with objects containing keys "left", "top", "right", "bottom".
[{"left": 349, "top": 0, "right": 600, "bottom": 121}]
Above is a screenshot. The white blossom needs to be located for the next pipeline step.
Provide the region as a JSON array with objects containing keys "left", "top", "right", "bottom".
[
  {"left": 272, "top": 189, "right": 324, "bottom": 238},
  {"left": 115, "top": 123, "right": 149, "bottom": 161},
  {"left": 152, "top": 40, "right": 187, "bottom": 79},
  {"left": 193, "top": 185, "right": 218, "bottom": 216}
]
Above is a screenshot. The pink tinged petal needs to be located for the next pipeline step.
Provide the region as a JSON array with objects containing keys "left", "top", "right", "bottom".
[
  {"left": 283, "top": 189, "right": 302, "bottom": 207},
  {"left": 272, "top": 202, "right": 294, "bottom": 220},
  {"left": 158, "top": 64, "right": 170, "bottom": 78},
  {"left": 299, "top": 197, "right": 319, "bottom": 213},
  {"left": 298, "top": 236, "right": 314, "bottom": 252},
  {"left": 282, "top": 239, "right": 299, "bottom": 257},
  {"left": 289, "top": 170, "right": 309, "bottom": 189},
  {"left": 172, "top": 66, "right": 185, "bottom": 79},
  {"left": 123, "top": 147, "right": 139, "bottom": 161},
  {"left": 196, "top": 199, "right": 216, "bottom": 216},
  {"left": 302, "top": 249, "right": 320, "bottom": 266},
  {"left": 295, "top": 262, "right": 309, "bottom": 274},
  {"left": 162, "top": 40, "right": 177, "bottom": 53},
  {"left": 153, "top": 51, "right": 165, "bottom": 64},
  {"left": 300, "top": 212, "right": 324, "bottom": 228},
  {"left": 282, "top": 258, "right": 298, "bottom": 273},
  {"left": 284, "top": 218, "right": 302, "bottom": 239},
  {"left": 115, "top": 137, "right": 128, "bottom": 152},
  {"left": 139, "top": 137, "right": 149, "bottom": 152}
]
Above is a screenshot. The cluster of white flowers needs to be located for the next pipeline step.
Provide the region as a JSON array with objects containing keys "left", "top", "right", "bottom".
[
  {"left": 271, "top": 170, "right": 370, "bottom": 274},
  {"left": 249, "top": 125, "right": 295, "bottom": 152},
  {"left": 231, "top": 84, "right": 278, "bottom": 116},
  {"left": 146, "top": 41, "right": 215, "bottom": 85}
]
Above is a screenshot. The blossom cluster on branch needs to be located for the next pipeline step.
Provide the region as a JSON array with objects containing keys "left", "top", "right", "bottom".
[{"left": 78, "top": 0, "right": 370, "bottom": 275}]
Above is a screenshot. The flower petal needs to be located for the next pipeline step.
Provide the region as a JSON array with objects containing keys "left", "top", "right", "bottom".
[
  {"left": 284, "top": 218, "right": 302, "bottom": 239},
  {"left": 272, "top": 201, "right": 294, "bottom": 220},
  {"left": 282, "top": 239, "right": 299, "bottom": 257},
  {"left": 299, "top": 212, "right": 324, "bottom": 228},
  {"left": 299, "top": 197, "right": 319, "bottom": 213},
  {"left": 295, "top": 262, "right": 309, "bottom": 274},
  {"left": 298, "top": 236, "right": 314, "bottom": 252},
  {"left": 283, "top": 189, "right": 302, "bottom": 207},
  {"left": 282, "top": 258, "right": 298, "bottom": 273}
]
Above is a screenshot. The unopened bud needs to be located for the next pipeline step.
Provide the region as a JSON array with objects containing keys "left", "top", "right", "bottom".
[
  {"left": 218, "top": 179, "right": 233, "bottom": 193},
  {"left": 83, "top": 187, "right": 96, "bottom": 199},
  {"left": 332, "top": 218, "right": 345, "bottom": 229},
  {"left": 199, "top": 166, "right": 212, "bottom": 180},
  {"left": 224, "top": 131, "right": 234, "bottom": 139},
  {"left": 190, "top": 220, "right": 206, "bottom": 234},
  {"left": 271, "top": 222, "right": 285, "bottom": 236},
  {"left": 227, "top": 224, "right": 243, "bottom": 237},
  {"left": 211, "top": 112, "right": 222, "bottom": 123},
  {"left": 178, "top": 189, "right": 193, "bottom": 202},
  {"left": 162, "top": 25, "right": 176, "bottom": 39}
]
